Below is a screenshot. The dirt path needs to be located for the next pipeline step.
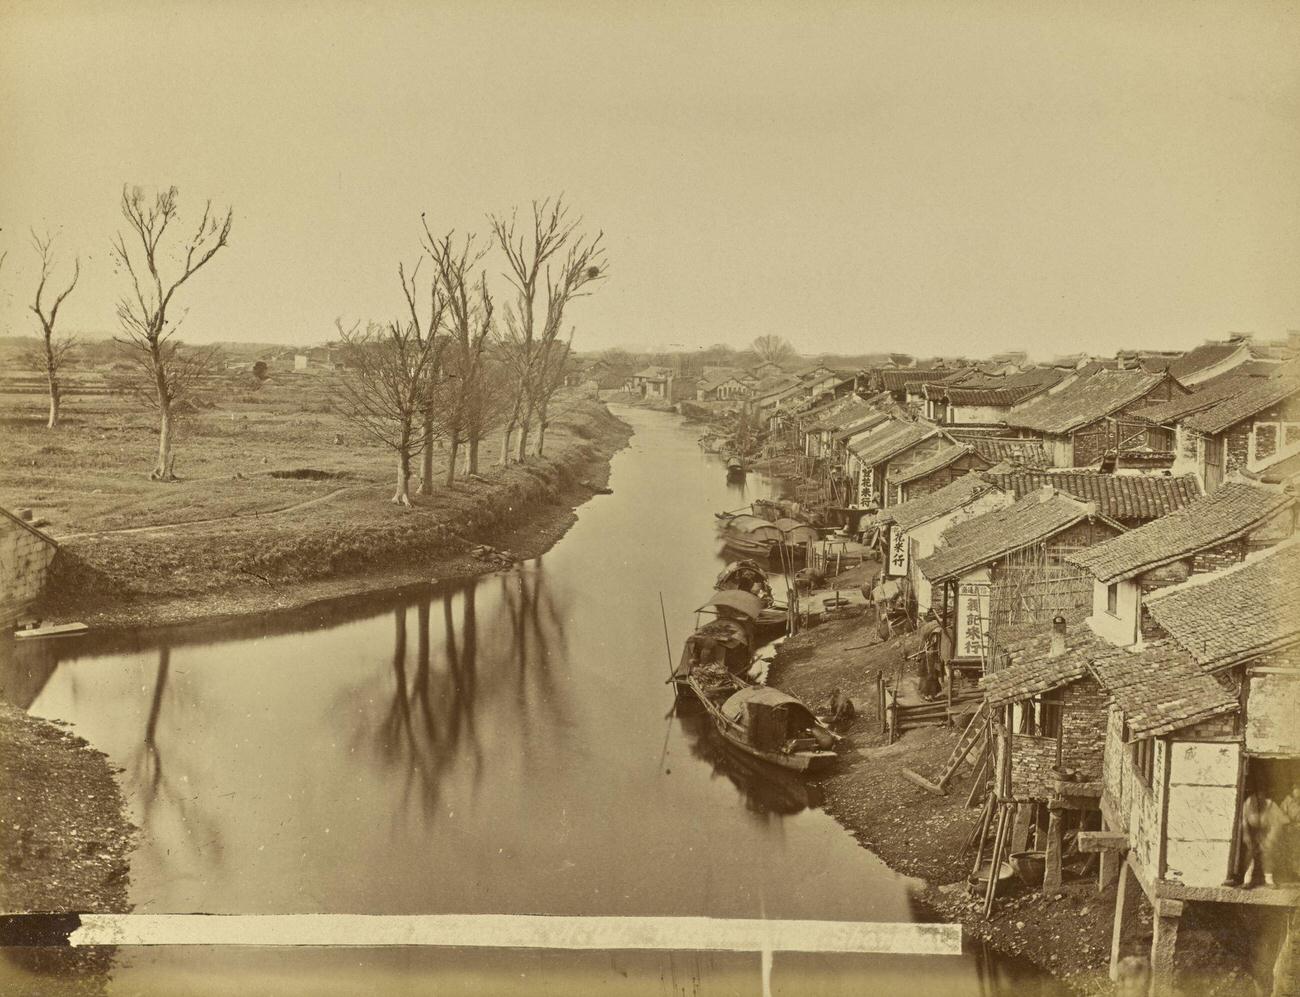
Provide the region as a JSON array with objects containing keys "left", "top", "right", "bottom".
[{"left": 55, "top": 485, "right": 357, "bottom": 540}]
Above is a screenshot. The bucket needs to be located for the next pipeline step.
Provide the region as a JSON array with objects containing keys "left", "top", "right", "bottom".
[
  {"left": 1009, "top": 850, "right": 1047, "bottom": 887},
  {"left": 967, "top": 860, "right": 1015, "bottom": 896}
]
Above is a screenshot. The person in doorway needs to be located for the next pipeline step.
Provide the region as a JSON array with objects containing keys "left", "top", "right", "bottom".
[{"left": 1229, "top": 778, "right": 1289, "bottom": 888}]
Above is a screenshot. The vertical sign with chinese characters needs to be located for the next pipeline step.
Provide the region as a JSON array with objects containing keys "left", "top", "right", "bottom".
[
  {"left": 885, "top": 525, "right": 909, "bottom": 578},
  {"left": 858, "top": 466, "right": 874, "bottom": 507},
  {"left": 955, "top": 581, "right": 991, "bottom": 659}
]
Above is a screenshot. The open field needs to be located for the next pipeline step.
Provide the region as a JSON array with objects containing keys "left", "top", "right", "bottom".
[{"left": 0, "top": 353, "right": 631, "bottom": 627}]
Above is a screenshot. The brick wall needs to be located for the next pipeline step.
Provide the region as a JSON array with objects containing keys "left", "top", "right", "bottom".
[
  {"left": 1223, "top": 424, "right": 1251, "bottom": 478},
  {"left": 1062, "top": 676, "right": 1109, "bottom": 780},
  {"left": 1177, "top": 712, "right": 1239, "bottom": 739},
  {"left": 1011, "top": 732, "right": 1058, "bottom": 800},
  {"left": 0, "top": 514, "right": 58, "bottom": 628},
  {"left": 1256, "top": 423, "right": 1280, "bottom": 462}
]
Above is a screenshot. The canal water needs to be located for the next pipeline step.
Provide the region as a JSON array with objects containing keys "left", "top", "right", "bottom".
[{"left": 0, "top": 407, "right": 1054, "bottom": 994}]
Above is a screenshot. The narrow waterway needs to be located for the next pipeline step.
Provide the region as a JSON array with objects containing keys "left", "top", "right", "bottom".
[{"left": 1, "top": 407, "right": 1051, "bottom": 994}]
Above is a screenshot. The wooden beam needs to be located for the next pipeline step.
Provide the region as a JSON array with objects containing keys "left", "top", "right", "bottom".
[
  {"left": 1077, "top": 830, "right": 1129, "bottom": 853},
  {"left": 900, "top": 767, "right": 946, "bottom": 796}
]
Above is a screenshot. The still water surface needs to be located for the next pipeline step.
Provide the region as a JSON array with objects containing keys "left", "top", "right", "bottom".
[{"left": 1, "top": 407, "right": 1051, "bottom": 993}]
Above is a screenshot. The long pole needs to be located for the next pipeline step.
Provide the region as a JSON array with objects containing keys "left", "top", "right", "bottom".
[{"left": 658, "top": 592, "right": 675, "bottom": 681}]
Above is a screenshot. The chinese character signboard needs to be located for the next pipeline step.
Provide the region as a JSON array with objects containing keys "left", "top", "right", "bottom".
[
  {"left": 955, "top": 581, "right": 991, "bottom": 659},
  {"left": 857, "top": 466, "right": 874, "bottom": 507},
  {"left": 885, "top": 525, "right": 909, "bottom": 578}
]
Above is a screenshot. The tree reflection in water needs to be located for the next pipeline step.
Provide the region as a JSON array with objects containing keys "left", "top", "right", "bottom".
[
  {"left": 358, "top": 561, "right": 572, "bottom": 821},
  {"left": 125, "top": 644, "right": 224, "bottom": 895}
]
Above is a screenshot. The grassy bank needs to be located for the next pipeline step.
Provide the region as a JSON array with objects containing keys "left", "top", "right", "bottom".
[
  {"left": 0, "top": 370, "right": 631, "bottom": 630},
  {"left": 769, "top": 564, "right": 1268, "bottom": 995}
]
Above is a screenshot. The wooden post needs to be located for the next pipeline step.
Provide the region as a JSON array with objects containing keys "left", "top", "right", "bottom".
[
  {"left": 1011, "top": 802, "right": 1034, "bottom": 854},
  {"left": 1099, "top": 848, "right": 1119, "bottom": 893},
  {"left": 1109, "top": 859, "right": 1136, "bottom": 981},
  {"left": 1150, "top": 897, "right": 1184, "bottom": 997},
  {"left": 1043, "top": 808, "right": 1064, "bottom": 894}
]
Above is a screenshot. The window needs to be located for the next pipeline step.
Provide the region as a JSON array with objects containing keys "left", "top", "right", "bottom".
[
  {"left": 1041, "top": 699, "right": 1063, "bottom": 739},
  {"left": 1133, "top": 737, "right": 1154, "bottom": 787},
  {"left": 1106, "top": 583, "right": 1119, "bottom": 616}
]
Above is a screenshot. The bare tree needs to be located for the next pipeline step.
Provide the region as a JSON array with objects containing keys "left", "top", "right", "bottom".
[
  {"left": 333, "top": 261, "right": 448, "bottom": 506},
  {"left": 26, "top": 229, "right": 80, "bottom": 428},
  {"left": 111, "top": 185, "right": 232, "bottom": 479},
  {"left": 490, "top": 196, "right": 604, "bottom": 463},
  {"left": 751, "top": 334, "right": 796, "bottom": 367},
  {"left": 418, "top": 222, "right": 495, "bottom": 488}
]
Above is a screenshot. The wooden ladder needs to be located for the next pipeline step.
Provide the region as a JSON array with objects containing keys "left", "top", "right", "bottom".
[{"left": 899, "top": 699, "right": 989, "bottom": 796}]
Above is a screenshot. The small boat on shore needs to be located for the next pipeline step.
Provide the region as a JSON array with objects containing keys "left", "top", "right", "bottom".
[{"left": 685, "top": 675, "right": 839, "bottom": 773}]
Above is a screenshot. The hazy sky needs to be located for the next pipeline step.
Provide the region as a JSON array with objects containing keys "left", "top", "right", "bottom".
[{"left": 2, "top": 1, "right": 1298, "bottom": 358}]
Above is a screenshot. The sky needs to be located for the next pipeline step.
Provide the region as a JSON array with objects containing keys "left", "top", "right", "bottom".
[{"left": 1, "top": 1, "right": 1298, "bottom": 359}]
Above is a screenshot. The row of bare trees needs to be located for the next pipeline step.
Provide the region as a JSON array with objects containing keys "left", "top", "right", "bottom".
[
  {"left": 5, "top": 189, "right": 604, "bottom": 500},
  {"left": 331, "top": 196, "right": 606, "bottom": 506}
]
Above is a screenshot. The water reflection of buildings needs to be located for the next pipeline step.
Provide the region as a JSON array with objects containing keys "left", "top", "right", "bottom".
[{"left": 676, "top": 706, "right": 824, "bottom": 816}]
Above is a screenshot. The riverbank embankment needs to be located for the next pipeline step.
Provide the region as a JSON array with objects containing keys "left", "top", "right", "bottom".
[
  {"left": 769, "top": 560, "right": 1268, "bottom": 996},
  {"left": 25, "top": 399, "right": 631, "bottom": 633}
]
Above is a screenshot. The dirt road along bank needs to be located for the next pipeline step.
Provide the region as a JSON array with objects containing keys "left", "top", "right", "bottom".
[{"left": 769, "top": 559, "right": 1274, "bottom": 996}]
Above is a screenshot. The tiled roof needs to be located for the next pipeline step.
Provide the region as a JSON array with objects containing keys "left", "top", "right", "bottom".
[
  {"left": 927, "top": 368, "right": 1064, "bottom": 407},
  {"left": 1145, "top": 541, "right": 1300, "bottom": 670},
  {"left": 1133, "top": 370, "right": 1278, "bottom": 426},
  {"left": 962, "top": 437, "right": 1053, "bottom": 468},
  {"left": 980, "top": 471, "right": 1201, "bottom": 522},
  {"left": 1005, "top": 370, "right": 1168, "bottom": 435},
  {"left": 847, "top": 420, "right": 940, "bottom": 467},
  {"left": 833, "top": 410, "right": 892, "bottom": 442},
  {"left": 1168, "top": 340, "right": 1249, "bottom": 380},
  {"left": 1182, "top": 376, "right": 1300, "bottom": 435},
  {"left": 882, "top": 473, "right": 1003, "bottom": 531},
  {"left": 1065, "top": 483, "right": 1293, "bottom": 583},
  {"left": 981, "top": 629, "right": 1107, "bottom": 708},
  {"left": 877, "top": 368, "right": 959, "bottom": 391},
  {"left": 887, "top": 443, "right": 980, "bottom": 486},
  {"left": 633, "top": 365, "right": 673, "bottom": 379},
  {"left": 917, "top": 490, "right": 1103, "bottom": 582},
  {"left": 1087, "top": 641, "right": 1238, "bottom": 740}
]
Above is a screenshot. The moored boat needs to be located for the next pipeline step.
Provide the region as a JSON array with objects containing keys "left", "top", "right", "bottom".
[{"left": 685, "top": 676, "right": 839, "bottom": 773}]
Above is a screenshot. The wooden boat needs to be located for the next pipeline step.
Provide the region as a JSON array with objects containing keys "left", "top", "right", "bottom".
[
  {"left": 685, "top": 674, "right": 839, "bottom": 773},
  {"left": 714, "top": 560, "right": 787, "bottom": 641},
  {"left": 671, "top": 615, "right": 755, "bottom": 699}
]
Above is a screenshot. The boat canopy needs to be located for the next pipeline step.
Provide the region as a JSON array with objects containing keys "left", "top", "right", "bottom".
[
  {"left": 723, "top": 514, "right": 770, "bottom": 533},
  {"left": 781, "top": 525, "right": 820, "bottom": 545},
  {"left": 720, "top": 686, "right": 819, "bottom": 727},
  {"left": 746, "top": 524, "right": 785, "bottom": 542},
  {"left": 771, "top": 517, "right": 806, "bottom": 531},
  {"left": 696, "top": 590, "right": 764, "bottom": 620}
]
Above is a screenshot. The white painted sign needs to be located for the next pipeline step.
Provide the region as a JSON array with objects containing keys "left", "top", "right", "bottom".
[
  {"left": 858, "top": 466, "right": 874, "bottom": 507},
  {"left": 955, "top": 581, "right": 991, "bottom": 660},
  {"left": 885, "top": 525, "right": 909, "bottom": 578}
]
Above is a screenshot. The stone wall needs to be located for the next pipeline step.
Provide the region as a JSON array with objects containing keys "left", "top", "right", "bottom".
[{"left": 0, "top": 512, "right": 58, "bottom": 628}]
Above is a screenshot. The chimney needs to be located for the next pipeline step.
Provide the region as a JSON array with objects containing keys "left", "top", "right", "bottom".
[{"left": 1050, "top": 615, "right": 1067, "bottom": 658}]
